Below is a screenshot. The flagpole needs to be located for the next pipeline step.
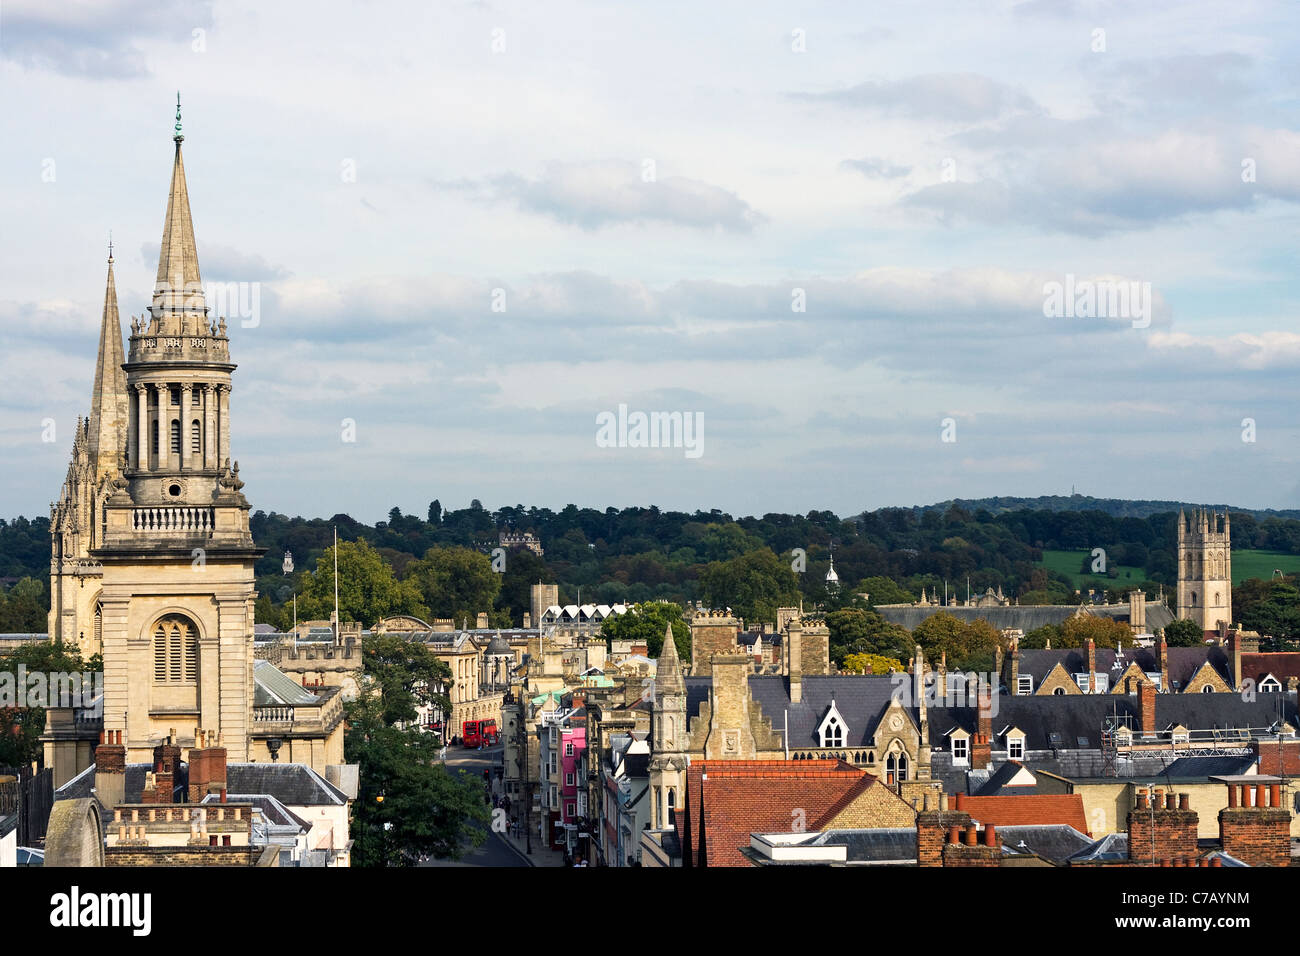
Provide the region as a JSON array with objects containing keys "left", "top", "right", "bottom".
[{"left": 333, "top": 526, "right": 339, "bottom": 642}]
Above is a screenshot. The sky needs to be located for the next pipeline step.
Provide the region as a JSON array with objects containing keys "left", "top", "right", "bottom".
[{"left": 2, "top": 0, "right": 1299, "bottom": 524}]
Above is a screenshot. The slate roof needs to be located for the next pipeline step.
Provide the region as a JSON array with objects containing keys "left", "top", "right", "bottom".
[
  {"left": 683, "top": 760, "right": 870, "bottom": 867},
  {"left": 1017, "top": 646, "right": 1230, "bottom": 690},
  {"left": 925, "top": 692, "right": 1298, "bottom": 754},
  {"left": 225, "top": 764, "right": 349, "bottom": 806},
  {"left": 737, "top": 631, "right": 781, "bottom": 648},
  {"left": 745, "top": 827, "right": 918, "bottom": 865},
  {"left": 877, "top": 603, "right": 1174, "bottom": 634},
  {"left": 1069, "top": 832, "right": 1129, "bottom": 863},
  {"left": 747, "top": 675, "right": 899, "bottom": 749},
  {"left": 1155, "top": 755, "right": 1258, "bottom": 780},
  {"left": 973, "top": 760, "right": 1039, "bottom": 795},
  {"left": 957, "top": 794, "right": 1091, "bottom": 834},
  {"left": 998, "top": 825, "right": 1094, "bottom": 864}
]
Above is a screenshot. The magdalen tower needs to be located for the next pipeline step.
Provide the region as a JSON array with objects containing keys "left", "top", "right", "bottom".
[{"left": 49, "top": 99, "right": 263, "bottom": 764}]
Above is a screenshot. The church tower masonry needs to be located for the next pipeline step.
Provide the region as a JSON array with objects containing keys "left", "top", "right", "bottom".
[
  {"left": 1177, "top": 508, "right": 1232, "bottom": 633},
  {"left": 50, "top": 101, "right": 264, "bottom": 764},
  {"left": 649, "top": 623, "right": 687, "bottom": 830}
]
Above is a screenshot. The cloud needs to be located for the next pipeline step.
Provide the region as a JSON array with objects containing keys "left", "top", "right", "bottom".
[
  {"left": 792, "top": 73, "right": 1040, "bottom": 122},
  {"left": 435, "top": 160, "right": 765, "bottom": 232},
  {"left": 0, "top": 0, "right": 214, "bottom": 78},
  {"left": 840, "top": 157, "right": 911, "bottom": 179}
]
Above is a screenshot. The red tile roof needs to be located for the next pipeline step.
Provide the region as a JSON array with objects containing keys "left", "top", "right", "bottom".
[
  {"left": 954, "top": 793, "right": 1090, "bottom": 835},
  {"left": 1241, "top": 653, "right": 1300, "bottom": 682},
  {"left": 684, "top": 760, "right": 873, "bottom": 867}
]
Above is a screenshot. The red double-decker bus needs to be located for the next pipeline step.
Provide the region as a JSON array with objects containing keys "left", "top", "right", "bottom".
[{"left": 462, "top": 719, "right": 499, "bottom": 747}]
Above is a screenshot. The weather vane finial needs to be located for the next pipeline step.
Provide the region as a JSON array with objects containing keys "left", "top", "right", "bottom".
[
  {"left": 108, "top": 230, "right": 114, "bottom": 264},
  {"left": 174, "top": 92, "right": 184, "bottom": 144}
]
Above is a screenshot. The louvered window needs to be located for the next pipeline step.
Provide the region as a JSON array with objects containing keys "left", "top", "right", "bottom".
[
  {"left": 169, "top": 419, "right": 180, "bottom": 454},
  {"left": 153, "top": 614, "right": 198, "bottom": 683},
  {"left": 191, "top": 418, "right": 202, "bottom": 456}
]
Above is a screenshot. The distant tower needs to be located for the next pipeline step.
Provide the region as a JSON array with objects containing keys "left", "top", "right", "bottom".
[
  {"left": 1176, "top": 508, "right": 1232, "bottom": 632},
  {"left": 825, "top": 547, "right": 840, "bottom": 595},
  {"left": 649, "top": 623, "right": 687, "bottom": 831}
]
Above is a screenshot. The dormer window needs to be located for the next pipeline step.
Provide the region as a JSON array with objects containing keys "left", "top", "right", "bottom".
[
  {"left": 1260, "top": 675, "right": 1282, "bottom": 693},
  {"left": 818, "top": 700, "right": 848, "bottom": 749},
  {"left": 951, "top": 736, "right": 969, "bottom": 763},
  {"left": 1017, "top": 675, "right": 1033, "bottom": 696}
]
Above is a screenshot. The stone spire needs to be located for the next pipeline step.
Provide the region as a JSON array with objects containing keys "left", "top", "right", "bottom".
[
  {"left": 88, "top": 246, "right": 129, "bottom": 480},
  {"left": 152, "top": 94, "right": 205, "bottom": 325},
  {"left": 657, "top": 622, "right": 684, "bottom": 694}
]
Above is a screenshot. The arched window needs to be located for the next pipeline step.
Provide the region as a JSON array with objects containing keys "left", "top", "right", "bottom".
[
  {"left": 886, "top": 752, "right": 909, "bottom": 783},
  {"left": 169, "top": 419, "right": 180, "bottom": 454},
  {"left": 823, "top": 716, "right": 844, "bottom": 748},
  {"left": 153, "top": 614, "right": 198, "bottom": 683},
  {"left": 1053, "top": 687, "right": 1066, "bottom": 696},
  {"left": 191, "top": 418, "right": 201, "bottom": 456},
  {"left": 151, "top": 420, "right": 159, "bottom": 456},
  {"left": 93, "top": 601, "right": 103, "bottom": 648},
  {"left": 1202, "top": 685, "right": 1214, "bottom": 693}
]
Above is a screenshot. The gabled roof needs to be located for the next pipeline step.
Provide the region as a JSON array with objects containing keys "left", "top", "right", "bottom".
[
  {"left": 225, "top": 764, "right": 349, "bottom": 807},
  {"left": 957, "top": 793, "right": 1090, "bottom": 834},
  {"left": 973, "top": 760, "right": 1039, "bottom": 795},
  {"left": 685, "top": 760, "right": 870, "bottom": 867},
  {"left": 1241, "top": 652, "right": 1300, "bottom": 683},
  {"left": 1017, "top": 646, "right": 1230, "bottom": 690},
  {"left": 998, "top": 825, "right": 1094, "bottom": 864},
  {"left": 747, "top": 675, "right": 899, "bottom": 749}
]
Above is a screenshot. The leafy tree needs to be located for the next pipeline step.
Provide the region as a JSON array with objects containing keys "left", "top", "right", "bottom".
[
  {"left": 842, "top": 652, "right": 904, "bottom": 674},
  {"left": 696, "top": 548, "right": 801, "bottom": 625},
  {"left": 0, "top": 640, "right": 96, "bottom": 768},
  {"left": 911, "top": 613, "right": 1001, "bottom": 670},
  {"left": 346, "top": 695, "right": 488, "bottom": 866},
  {"left": 601, "top": 601, "right": 689, "bottom": 659},
  {"left": 295, "top": 539, "right": 427, "bottom": 625},
  {"left": 826, "top": 608, "right": 911, "bottom": 666},
  {"left": 1020, "top": 624, "right": 1063, "bottom": 649},
  {"left": 1060, "top": 614, "right": 1132, "bottom": 649},
  {"left": 362, "top": 633, "right": 453, "bottom": 726},
  {"left": 856, "top": 576, "right": 914, "bottom": 606},
  {"left": 408, "top": 547, "right": 502, "bottom": 625},
  {"left": 1163, "top": 618, "right": 1205, "bottom": 647},
  {"left": 495, "top": 547, "right": 550, "bottom": 625}
]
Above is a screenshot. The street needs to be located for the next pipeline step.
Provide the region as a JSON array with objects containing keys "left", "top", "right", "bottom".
[{"left": 420, "top": 743, "right": 531, "bottom": 868}]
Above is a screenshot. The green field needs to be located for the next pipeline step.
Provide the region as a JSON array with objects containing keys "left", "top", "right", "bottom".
[
  {"left": 1230, "top": 550, "right": 1300, "bottom": 584},
  {"left": 1039, "top": 548, "right": 1300, "bottom": 589},
  {"left": 1039, "top": 550, "right": 1148, "bottom": 592}
]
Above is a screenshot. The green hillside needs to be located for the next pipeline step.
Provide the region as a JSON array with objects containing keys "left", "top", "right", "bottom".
[{"left": 1040, "top": 548, "right": 1300, "bottom": 589}]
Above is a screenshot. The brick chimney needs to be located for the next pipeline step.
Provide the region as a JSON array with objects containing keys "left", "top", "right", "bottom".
[
  {"left": 1128, "top": 787, "right": 1198, "bottom": 865},
  {"left": 142, "top": 731, "right": 183, "bottom": 804},
  {"left": 1138, "top": 681, "right": 1157, "bottom": 736},
  {"left": 1159, "top": 636, "right": 1169, "bottom": 693},
  {"left": 188, "top": 729, "right": 229, "bottom": 803},
  {"left": 1086, "top": 639, "right": 1096, "bottom": 694},
  {"left": 94, "top": 729, "right": 127, "bottom": 808},
  {"left": 1129, "top": 590, "right": 1146, "bottom": 632},
  {"left": 942, "top": 821, "right": 1001, "bottom": 867},
  {"left": 1218, "top": 780, "right": 1290, "bottom": 867},
  {"left": 916, "top": 796, "right": 969, "bottom": 868}
]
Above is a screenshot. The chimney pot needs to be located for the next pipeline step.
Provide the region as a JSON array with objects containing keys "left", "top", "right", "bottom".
[
  {"left": 964, "top": 824, "right": 978, "bottom": 846},
  {"left": 1227, "top": 784, "right": 1238, "bottom": 808},
  {"left": 1210, "top": 857, "right": 1222, "bottom": 867},
  {"left": 948, "top": 825, "right": 961, "bottom": 845},
  {"left": 1179, "top": 793, "right": 1189, "bottom": 811},
  {"left": 984, "top": 824, "right": 997, "bottom": 847},
  {"left": 1256, "top": 783, "right": 1268, "bottom": 808},
  {"left": 1271, "top": 784, "right": 1282, "bottom": 808},
  {"left": 1165, "top": 792, "right": 1177, "bottom": 811}
]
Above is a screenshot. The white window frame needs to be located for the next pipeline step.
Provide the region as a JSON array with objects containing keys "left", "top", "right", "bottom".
[
  {"left": 565, "top": 772, "right": 575, "bottom": 786},
  {"left": 1007, "top": 736, "right": 1025, "bottom": 760},
  {"left": 1017, "top": 675, "right": 1033, "bottom": 696},
  {"left": 565, "top": 742, "right": 574, "bottom": 757},
  {"left": 951, "top": 736, "right": 969, "bottom": 763}
]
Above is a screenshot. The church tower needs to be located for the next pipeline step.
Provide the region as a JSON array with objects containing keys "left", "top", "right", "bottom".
[
  {"left": 1176, "top": 508, "right": 1231, "bottom": 633},
  {"left": 50, "top": 100, "right": 263, "bottom": 764},
  {"left": 648, "top": 623, "right": 687, "bottom": 830}
]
